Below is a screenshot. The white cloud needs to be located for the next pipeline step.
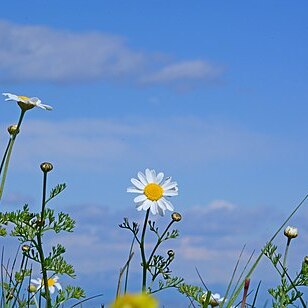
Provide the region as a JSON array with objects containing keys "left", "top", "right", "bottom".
[
  {"left": 1, "top": 198, "right": 307, "bottom": 305},
  {"left": 0, "top": 117, "right": 273, "bottom": 172},
  {"left": 141, "top": 60, "right": 223, "bottom": 84},
  {"left": 0, "top": 20, "right": 223, "bottom": 87}
]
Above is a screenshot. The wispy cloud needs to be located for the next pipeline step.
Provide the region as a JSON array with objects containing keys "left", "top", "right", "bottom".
[
  {"left": 140, "top": 60, "right": 223, "bottom": 87},
  {"left": 0, "top": 117, "right": 273, "bottom": 172},
  {"left": 1, "top": 197, "right": 307, "bottom": 305},
  {"left": 0, "top": 20, "right": 223, "bottom": 87}
]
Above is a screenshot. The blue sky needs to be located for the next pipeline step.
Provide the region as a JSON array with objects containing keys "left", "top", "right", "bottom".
[{"left": 0, "top": 1, "right": 307, "bottom": 306}]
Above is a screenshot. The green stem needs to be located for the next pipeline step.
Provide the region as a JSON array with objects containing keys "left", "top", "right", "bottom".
[
  {"left": 0, "top": 110, "right": 26, "bottom": 201},
  {"left": 282, "top": 238, "right": 291, "bottom": 276},
  {"left": 140, "top": 209, "right": 150, "bottom": 292},
  {"left": 227, "top": 194, "right": 308, "bottom": 307},
  {"left": 124, "top": 237, "right": 135, "bottom": 294},
  {"left": 36, "top": 170, "right": 51, "bottom": 308},
  {"left": 11, "top": 252, "right": 29, "bottom": 307},
  {"left": 147, "top": 220, "right": 174, "bottom": 265}
]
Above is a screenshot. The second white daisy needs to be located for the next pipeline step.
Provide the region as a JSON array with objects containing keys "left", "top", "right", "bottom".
[
  {"left": 127, "top": 168, "right": 178, "bottom": 216},
  {"left": 31, "top": 275, "right": 62, "bottom": 294}
]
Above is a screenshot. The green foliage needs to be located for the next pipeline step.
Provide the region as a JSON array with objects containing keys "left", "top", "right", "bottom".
[
  {"left": 264, "top": 242, "right": 307, "bottom": 306},
  {"left": 0, "top": 183, "right": 85, "bottom": 307},
  {"left": 178, "top": 283, "right": 210, "bottom": 307},
  {"left": 46, "top": 183, "right": 66, "bottom": 204},
  {"left": 54, "top": 285, "right": 86, "bottom": 307}
]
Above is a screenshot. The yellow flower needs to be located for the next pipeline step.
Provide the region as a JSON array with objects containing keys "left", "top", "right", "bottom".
[{"left": 110, "top": 293, "right": 158, "bottom": 308}]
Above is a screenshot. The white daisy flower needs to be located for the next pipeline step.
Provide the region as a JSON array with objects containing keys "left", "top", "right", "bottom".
[
  {"left": 127, "top": 168, "right": 178, "bottom": 216},
  {"left": 31, "top": 275, "right": 62, "bottom": 294},
  {"left": 2, "top": 92, "right": 53, "bottom": 111}
]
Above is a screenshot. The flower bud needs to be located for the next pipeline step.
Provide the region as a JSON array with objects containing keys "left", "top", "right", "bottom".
[
  {"left": 284, "top": 226, "right": 298, "bottom": 239},
  {"left": 7, "top": 124, "right": 19, "bottom": 136},
  {"left": 40, "top": 162, "right": 53, "bottom": 173},
  {"left": 34, "top": 218, "right": 45, "bottom": 227},
  {"left": 28, "top": 284, "right": 37, "bottom": 293},
  {"left": 304, "top": 256, "right": 308, "bottom": 264},
  {"left": 6, "top": 291, "right": 13, "bottom": 300},
  {"left": 21, "top": 245, "right": 30, "bottom": 252},
  {"left": 171, "top": 212, "right": 182, "bottom": 222},
  {"left": 167, "top": 249, "right": 175, "bottom": 258}
]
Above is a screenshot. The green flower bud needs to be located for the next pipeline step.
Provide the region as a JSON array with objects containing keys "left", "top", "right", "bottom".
[{"left": 28, "top": 285, "right": 37, "bottom": 293}]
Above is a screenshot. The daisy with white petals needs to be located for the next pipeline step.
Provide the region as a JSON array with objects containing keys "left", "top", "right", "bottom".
[
  {"left": 127, "top": 168, "right": 178, "bottom": 216},
  {"left": 2, "top": 93, "right": 52, "bottom": 111},
  {"left": 31, "top": 275, "right": 62, "bottom": 294}
]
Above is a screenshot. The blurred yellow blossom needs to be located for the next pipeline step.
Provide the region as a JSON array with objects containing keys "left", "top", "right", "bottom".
[{"left": 110, "top": 293, "right": 158, "bottom": 308}]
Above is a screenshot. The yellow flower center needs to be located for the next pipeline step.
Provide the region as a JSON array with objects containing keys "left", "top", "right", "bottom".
[
  {"left": 144, "top": 183, "right": 163, "bottom": 201},
  {"left": 47, "top": 278, "right": 56, "bottom": 287},
  {"left": 18, "top": 95, "right": 30, "bottom": 101}
]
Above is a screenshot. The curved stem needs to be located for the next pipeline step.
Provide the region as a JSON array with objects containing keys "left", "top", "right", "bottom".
[
  {"left": 140, "top": 209, "right": 150, "bottom": 292},
  {"left": 0, "top": 110, "right": 26, "bottom": 201},
  {"left": 227, "top": 194, "right": 308, "bottom": 307},
  {"left": 147, "top": 220, "right": 174, "bottom": 265}
]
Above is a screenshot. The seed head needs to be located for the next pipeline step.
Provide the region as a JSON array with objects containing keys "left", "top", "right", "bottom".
[
  {"left": 21, "top": 245, "right": 30, "bottom": 252},
  {"left": 171, "top": 212, "right": 182, "bottom": 222},
  {"left": 40, "top": 162, "right": 53, "bottom": 173},
  {"left": 167, "top": 249, "right": 175, "bottom": 258},
  {"left": 7, "top": 124, "right": 19, "bottom": 136}
]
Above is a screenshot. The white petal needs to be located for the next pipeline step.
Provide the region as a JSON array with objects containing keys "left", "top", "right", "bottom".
[
  {"left": 136, "top": 203, "right": 144, "bottom": 211},
  {"left": 162, "top": 181, "right": 178, "bottom": 190},
  {"left": 134, "top": 195, "right": 147, "bottom": 203},
  {"left": 161, "top": 198, "right": 174, "bottom": 211},
  {"left": 157, "top": 204, "right": 165, "bottom": 216},
  {"left": 156, "top": 172, "right": 164, "bottom": 184},
  {"left": 131, "top": 178, "right": 145, "bottom": 190},
  {"left": 142, "top": 199, "right": 152, "bottom": 211},
  {"left": 145, "top": 169, "right": 154, "bottom": 182},
  {"left": 54, "top": 283, "right": 62, "bottom": 291},
  {"left": 127, "top": 187, "right": 143, "bottom": 193},
  {"left": 163, "top": 177, "right": 171, "bottom": 185},
  {"left": 31, "top": 278, "right": 41, "bottom": 285},
  {"left": 2, "top": 93, "right": 19, "bottom": 101},
  {"left": 49, "top": 286, "right": 55, "bottom": 294},
  {"left": 37, "top": 103, "right": 53, "bottom": 110},
  {"left": 137, "top": 172, "right": 147, "bottom": 185},
  {"left": 163, "top": 189, "right": 178, "bottom": 197},
  {"left": 150, "top": 202, "right": 158, "bottom": 215},
  {"left": 157, "top": 199, "right": 166, "bottom": 210}
]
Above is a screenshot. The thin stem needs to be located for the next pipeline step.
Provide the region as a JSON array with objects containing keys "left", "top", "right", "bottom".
[
  {"left": 147, "top": 220, "right": 174, "bottom": 265},
  {"left": 241, "top": 278, "right": 250, "bottom": 308},
  {"left": 124, "top": 237, "right": 135, "bottom": 294},
  {"left": 11, "top": 252, "right": 27, "bottom": 307},
  {"left": 0, "top": 110, "right": 26, "bottom": 201},
  {"left": 140, "top": 209, "right": 150, "bottom": 292},
  {"left": 36, "top": 170, "right": 51, "bottom": 308},
  {"left": 0, "top": 139, "right": 12, "bottom": 177},
  {"left": 282, "top": 238, "right": 291, "bottom": 277},
  {"left": 227, "top": 194, "right": 308, "bottom": 307}
]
